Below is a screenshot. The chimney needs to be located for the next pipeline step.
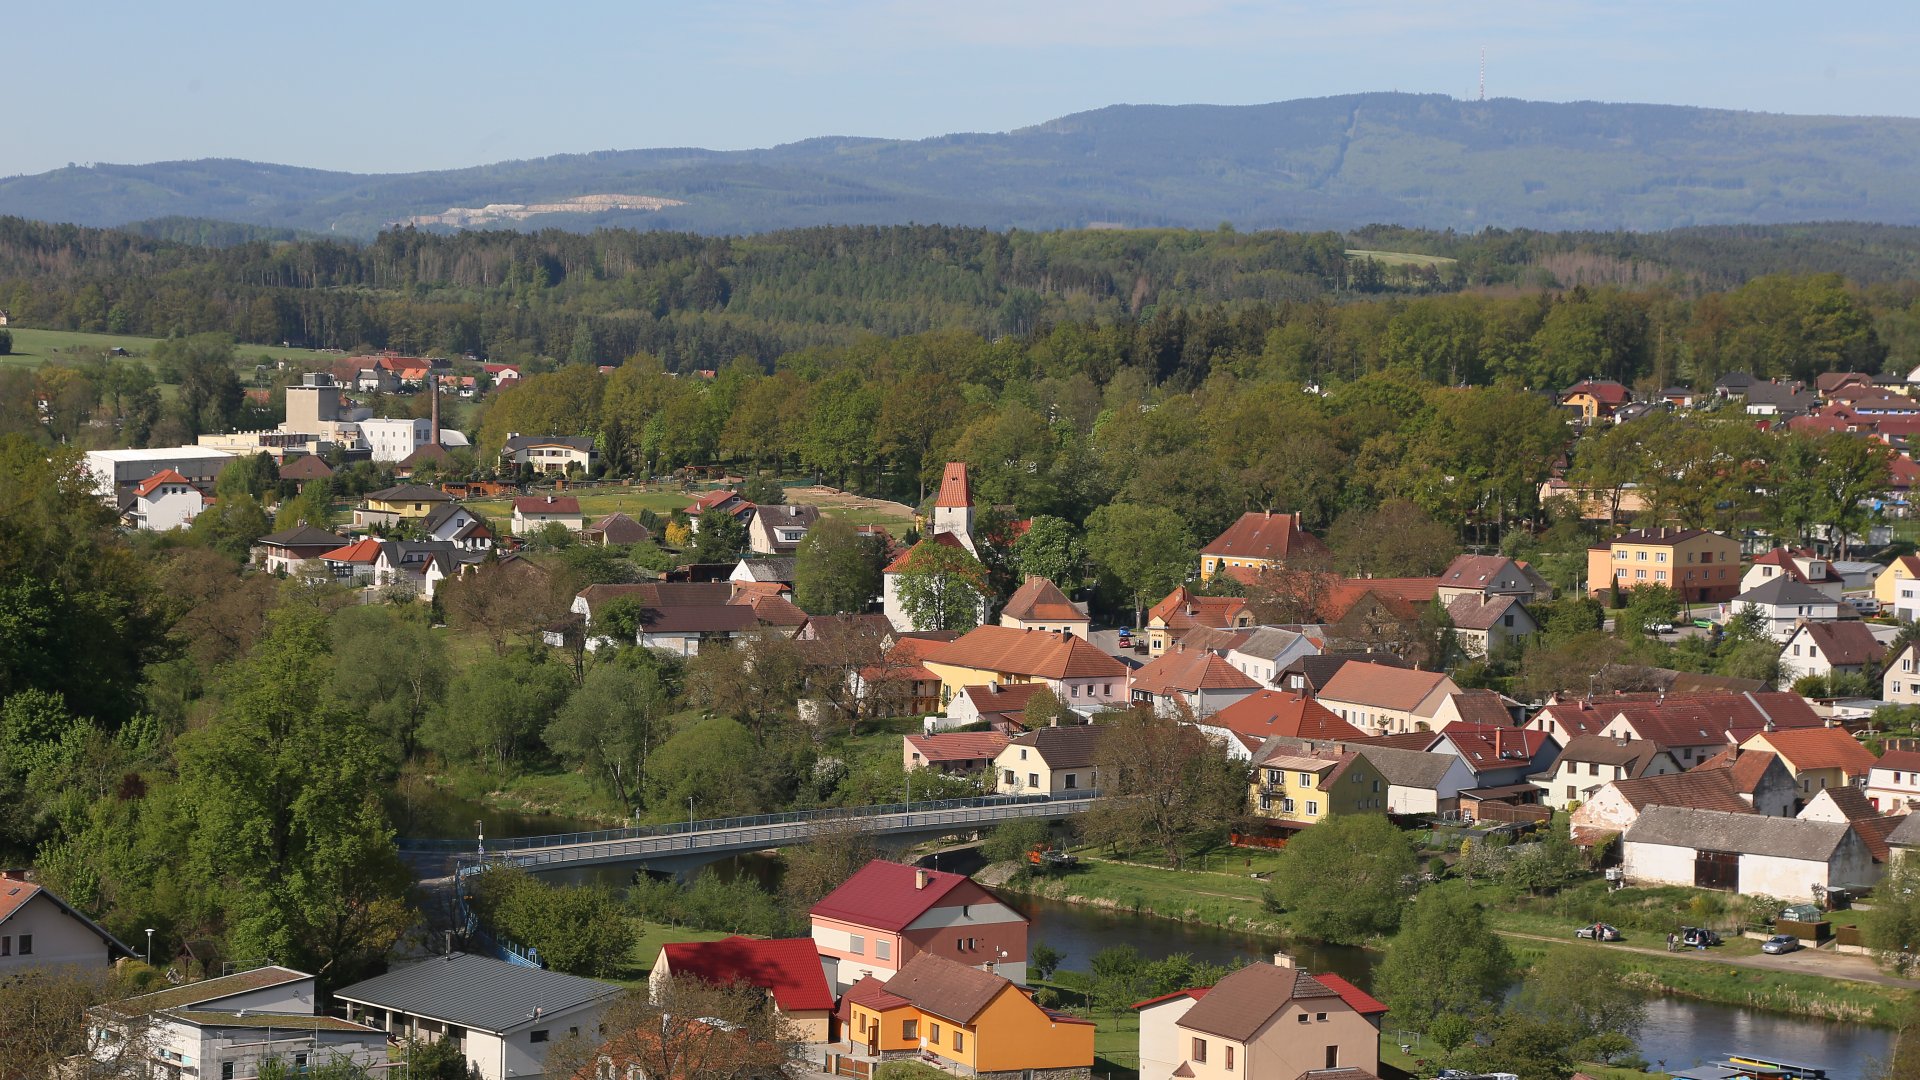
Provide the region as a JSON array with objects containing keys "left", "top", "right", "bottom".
[
  {"left": 915, "top": 869, "right": 930, "bottom": 891},
  {"left": 1272, "top": 951, "right": 1296, "bottom": 969},
  {"left": 547, "top": 495, "right": 555, "bottom": 505},
  {"left": 429, "top": 373, "right": 441, "bottom": 447}
]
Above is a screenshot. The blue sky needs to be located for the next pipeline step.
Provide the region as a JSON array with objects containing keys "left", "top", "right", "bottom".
[{"left": 6, "top": 1, "right": 1915, "bottom": 177}]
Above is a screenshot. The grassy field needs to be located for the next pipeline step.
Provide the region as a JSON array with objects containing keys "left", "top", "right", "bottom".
[
  {"left": 998, "top": 849, "right": 1286, "bottom": 934},
  {"left": 1344, "top": 248, "right": 1459, "bottom": 268},
  {"left": 1, "top": 325, "right": 338, "bottom": 365},
  {"left": 607, "top": 918, "right": 733, "bottom": 988}
]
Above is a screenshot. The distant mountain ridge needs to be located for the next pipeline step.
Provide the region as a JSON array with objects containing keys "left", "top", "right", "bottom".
[{"left": 7, "top": 93, "right": 1920, "bottom": 237}]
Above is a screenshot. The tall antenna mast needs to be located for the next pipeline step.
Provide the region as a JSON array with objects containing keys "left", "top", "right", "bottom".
[{"left": 1478, "top": 46, "right": 1486, "bottom": 102}]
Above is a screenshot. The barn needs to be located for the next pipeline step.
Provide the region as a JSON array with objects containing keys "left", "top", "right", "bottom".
[{"left": 1621, "top": 805, "right": 1877, "bottom": 899}]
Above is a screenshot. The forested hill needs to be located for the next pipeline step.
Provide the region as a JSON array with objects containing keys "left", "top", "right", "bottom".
[{"left": 7, "top": 93, "right": 1920, "bottom": 237}]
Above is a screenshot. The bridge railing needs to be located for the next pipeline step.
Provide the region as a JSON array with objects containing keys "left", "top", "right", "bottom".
[
  {"left": 453, "top": 793, "right": 1102, "bottom": 870},
  {"left": 401, "top": 792, "right": 1076, "bottom": 852}
]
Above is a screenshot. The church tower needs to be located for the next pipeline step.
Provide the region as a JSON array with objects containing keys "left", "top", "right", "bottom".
[{"left": 931, "top": 462, "right": 975, "bottom": 554}]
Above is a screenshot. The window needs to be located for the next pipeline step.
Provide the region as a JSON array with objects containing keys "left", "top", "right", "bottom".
[
  {"left": 1071, "top": 684, "right": 1080, "bottom": 698},
  {"left": 1637, "top": 550, "right": 1647, "bottom": 560},
  {"left": 1028, "top": 773, "right": 1040, "bottom": 788},
  {"left": 954, "top": 1031, "right": 965, "bottom": 1053},
  {"left": 1280, "top": 798, "right": 1295, "bottom": 813},
  {"left": 1019, "top": 748, "right": 1028, "bottom": 760},
  {"left": 1306, "top": 801, "right": 1319, "bottom": 815},
  {"left": 1636, "top": 569, "right": 1646, "bottom": 579},
  {"left": 876, "top": 940, "right": 891, "bottom": 960},
  {"left": 223, "top": 1066, "right": 235, "bottom": 1080},
  {"left": 903, "top": 1020, "right": 919, "bottom": 1040},
  {"left": 1225, "top": 1045, "right": 1234, "bottom": 1071},
  {"left": 1566, "top": 785, "right": 1577, "bottom": 800},
  {"left": 930, "top": 1022, "right": 942, "bottom": 1044},
  {"left": 16, "top": 934, "right": 27, "bottom": 955},
  {"left": 1657, "top": 551, "right": 1667, "bottom": 562},
  {"left": 849, "top": 934, "right": 865, "bottom": 955},
  {"left": 1298, "top": 772, "right": 1313, "bottom": 787},
  {"left": 1297, "top": 1013, "right": 1310, "bottom": 1024},
  {"left": 1003, "top": 769, "right": 1015, "bottom": 786},
  {"left": 531, "top": 1030, "right": 550, "bottom": 1044},
  {"left": 1655, "top": 571, "right": 1666, "bottom": 581},
  {"left": 1316, "top": 1013, "right": 1328, "bottom": 1022},
  {"left": 1266, "top": 769, "right": 1280, "bottom": 785},
  {"left": 1064, "top": 772, "right": 1078, "bottom": 789},
  {"left": 1192, "top": 1037, "right": 1208, "bottom": 1062},
  {"left": 0, "top": 936, "right": 8, "bottom": 956},
  {"left": 1103, "top": 683, "right": 1113, "bottom": 695},
  {"left": 1588, "top": 762, "right": 1599, "bottom": 776},
  {"left": 295, "top": 1053, "right": 310, "bottom": 1071}
]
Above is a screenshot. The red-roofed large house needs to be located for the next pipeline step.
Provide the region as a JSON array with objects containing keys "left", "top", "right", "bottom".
[
  {"left": 511, "top": 495, "right": 584, "bottom": 534},
  {"left": 1127, "top": 643, "right": 1262, "bottom": 718},
  {"left": 319, "top": 537, "right": 384, "bottom": 585},
  {"left": 1145, "top": 586, "right": 1253, "bottom": 657},
  {"left": 1197, "top": 511, "right": 1327, "bottom": 583},
  {"left": 1560, "top": 691, "right": 1827, "bottom": 768},
  {"left": 1743, "top": 727, "right": 1879, "bottom": 811},
  {"left": 0, "top": 873, "right": 133, "bottom": 973},
  {"left": 1429, "top": 724, "right": 1560, "bottom": 789},
  {"left": 650, "top": 937, "right": 835, "bottom": 1042},
  {"left": 1561, "top": 378, "right": 1632, "bottom": 420},
  {"left": 921, "top": 625, "right": 1128, "bottom": 711},
  {"left": 809, "top": 861, "right": 1028, "bottom": 993},
  {"left": 1198, "top": 689, "right": 1366, "bottom": 758},
  {"left": 1314, "top": 661, "right": 1461, "bottom": 735},
  {"left": 903, "top": 731, "right": 1011, "bottom": 775}
]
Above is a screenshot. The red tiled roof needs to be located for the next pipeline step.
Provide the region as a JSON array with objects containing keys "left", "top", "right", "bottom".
[
  {"left": 905, "top": 732, "right": 1012, "bottom": 764},
  {"left": 1312, "top": 972, "right": 1389, "bottom": 1016},
  {"left": 1563, "top": 379, "right": 1631, "bottom": 404},
  {"left": 810, "top": 860, "right": 1011, "bottom": 932},
  {"left": 1132, "top": 987, "right": 1210, "bottom": 1010},
  {"left": 1200, "top": 511, "right": 1326, "bottom": 562},
  {"left": 883, "top": 531, "right": 968, "bottom": 574},
  {"left": 513, "top": 496, "right": 582, "bottom": 515},
  {"left": 1748, "top": 727, "right": 1878, "bottom": 776},
  {"left": 133, "top": 469, "right": 193, "bottom": 498},
  {"left": 1606, "top": 769, "right": 1756, "bottom": 814},
  {"left": 660, "top": 936, "right": 834, "bottom": 1013},
  {"left": 1439, "top": 554, "right": 1523, "bottom": 590},
  {"left": 1148, "top": 586, "right": 1249, "bottom": 631},
  {"left": 1854, "top": 814, "right": 1900, "bottom": 862},
  {"left": 934, "top": 462, "right": 973, "bottom": 508},
  {"left": 320, "top": 537, "right": 384, "bottom": 564},
  {"left": 1318, "top": 662, "right": 1454, "bottom": 713},
  {"left": 1445, "top": 690, "right": 1514, "bottom": 726},
  {"left": 838, "top": 974, "right": 913, "bottom": 1021},
  {"left": 0, "top": 879, "right": 43, "bottom": 924},
  {"left": 1875, "top": 750, "right": 1920, "bottom": 774},
  {"left": 1437, "top": 724, "right": 1552, "bottom": 770},
  {"left": 278, "top": 455, "right": 334, "bottom": 480},
  {"left": 1793, "top": 620, "right": 1886, "bottom": 668},
  {"left": 1605, "top": 692, "right": 1824, "bottom": 749},
  {"left": 1205, "top": 690, "right": 1366, "bottom": 742},
  {"left": 959, "top": 682, "right": 1051, "bottom": 717},
  {"left": 1129, "top": 646, "right": 1261, "bottom": 696},
  {"left": 1002, "top": 576, "right": 1086, "bottom": 624},
  {"left": 925, "top": 625, "right": 1127, "bottom": 680},
  {"left": 745, "top": 594, "right": 809, "bottom": 627}
]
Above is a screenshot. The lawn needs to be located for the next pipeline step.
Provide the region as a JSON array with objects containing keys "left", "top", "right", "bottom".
[
  {"left": 1344, "top": 248, "right": 1459, "bottom": 268},
  {"left": 606, "top": 917, "right": 734, "bottom": 988},
  {"left": 464, "top": 488, "right": 693, "bottom": 522},
  {"left": 1001, "top": 849, "right": 1285, "bottom": 934},
  {"left": 1, "top": 325, "right": 338, "bottom": 365}
]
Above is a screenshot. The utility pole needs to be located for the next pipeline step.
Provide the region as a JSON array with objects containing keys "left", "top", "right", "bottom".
[{"left": 1479, "top": 46, "right": 1486, "bottom": 101}]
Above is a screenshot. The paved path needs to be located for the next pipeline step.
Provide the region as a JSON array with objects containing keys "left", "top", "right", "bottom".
[{"left": 1496, "top": 929, "right": 1919, "bottom": 989}]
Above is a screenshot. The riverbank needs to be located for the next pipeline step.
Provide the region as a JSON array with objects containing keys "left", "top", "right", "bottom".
[{"left": 997, "top": 852, "right": 1913, "bottom": 1028}]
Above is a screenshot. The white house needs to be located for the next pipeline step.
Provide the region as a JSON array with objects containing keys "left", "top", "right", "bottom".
[
  {"left": 335, "top": 954, "right": 623, "bottom": 1080},
  {"left": 1742, "top": 548, "right": 1845, "bottom": 600},
  {"left": 0, "top": 875, "right": 132, "bottom": 972},
  {"left": 1884, "top": 642, "right": 1920, "bottom": 706},
  {"left": 1529, "top": 734, "right": 1681, "bottom": 812},
  {"left": 1729, "top": 577, "right": 1847, "bottom": 641},
  {"left": 747, "top": 504, "right": 820, "bottom": 555},
  {"left": 90, "top": 966, "right": 386, "bottom": 1078},
  {"left": 124, "top": 469, "right": 207, "bottom": 531},
  {"left": 999, "top": 576, "right": 1091, "bottom": 638},
  {"left": 1443, "top": 594, "right": 1538, "bottom": 657},
  {"left": 500, "top": 434, "right": 596, "bottom": 474},
  {"left": 511, "top": 495, "right": 584, "bottom": 534},
  {"left": 1779, "top": 619, "right": 1886, "bottom": 684},
  {"left": 1621, "top": 804, "right": 1877, "bottom": 898},
  {"left": 1225, "top": 627, "right": 1321, "bottom": 688},
  {"left": 993, "top": 725, "right": 1102, "bottom": 797},
  {"left": 1867, "top": 749, "right": 1920, "bottom": 814},
  {"left": 372, "top": 541, "right": 466, "bottom": 600},
  {"left": 356, "top": 417, "right": 437, "bottom": 463},
  {"left": 423, "top": 503, "right": 493, "bottom": 549}
]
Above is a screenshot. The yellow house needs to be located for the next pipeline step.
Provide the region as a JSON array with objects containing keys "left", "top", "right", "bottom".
[
  {"left": 921, "top": 625, "right": 1128, "bottom": 710},
  {"left": 1877, "top": 556, "right": 1920, "bottom": 621},
  {"left": 1585, "top": 527, "right": 1741, "bottom": 602},
  {"left": 1560, "top": 378, "right": 1632, "bottom": 421},
  {"left": 1741, "top": 728, "right": 1879, "bottom": 811},
  {"left": 360, "top": 483, "right": 454, "bottom": 519},
  {"left": 841, "top": 953, "right": 1093, "bottom": 1074},
  {"left": 1248, "top": 745, "right": 1388, "bottom": 832}
]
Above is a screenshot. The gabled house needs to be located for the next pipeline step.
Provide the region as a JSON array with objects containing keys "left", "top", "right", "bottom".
[
  {"left": 335, "top": 954, "right": 622, "bottom": 1080},
  {"left": 0, "top": 874, "right": 133, "bottom": 971},
  {"left": 1878, "top": 557, "right": 1920, "bottom": 622},
  {"left": 1621, "top": 805, "right": 1876, "bottom": 898},
  {"left": 1134, "top": 958, "right": 1385, "bottom": 1080},
  {"left": 1692, "top": 748, "right": 1801, "bottom": 817},
  {"left": 1434, "top": 554, "right": 1552, "bottom": 603},
  {"left": 1314, "top": 662, "right": 1461, "bottom": 735},
  {"left": 904, "top": 731, "right": 1010, "bottom": 775},
  {"left": 1530, "top": 734, "right": 1681, "bottom": 812},
  {"left": 423, "top": 503, "right": 493, "bottom": 549},
  {"left": 1798, "top": 786, "right": 1902, "bottom": 867},
  {"left": 356, "top": 483, "right": 453, "bottom": 528},
  {"left": 1743, "top": 547, "right": 1845, "bottom": 600},
  {"left": 994, "top": 724, "right": 1103, "bottom": 797},
  {"left": 1586, "top": 527, "right": 1741, "bottom": 602},
  {"left": 921, "top": 625, "right": 1128, "bottom": 711},
  {"left": 511, "top": 495, "right": 584, "bottom": 535},
  {"left": 1144, "top": 586, "right": 1253, "bottom": 657},
  {"left": 1257, "top": 735, "right": 1473, "bottom": 816},
  {"left": 1742, "top": 727, "right": 1879, "bottom": 810},
  {"left": 731, "top": 557, "right": 797, "bottom": 587},
  {"left": 92, "top": 966, "right": 388, "bottom": 1080},
  {"left": 318, "top": 536, "right": 383, "bottom": 584},
  {"left": 1198, "top": 689, "right": 1366, "bottom": 759},
  {"left": 1779, "top": 619, "right": 1886, "bottom": 684},
  {"left": 372, "top": 540, "right": 469, "bottom": 600},
  {"left": 1276, "top": 651, "right": 1408, "bottom": 695},
  {"left": 254, "top": 524, "right": 347, "bottom": 575},
  {"left": 277, "top": 453, "right": 334, "bottom": 492},
  {"left": 1744, "top": 379, "right": 1819, "bottom": 417},
  {"left": 125, "top": 469, "right": 208, "bottom": 531},
  {"left": 1561, "top": 378, "right": 1632, "bottom": 420},
  {"left": 1000, "top": 576, "right": 1090, "bottom": 638},
  {"left": 841, "top": 953, "right": 1092, "bottom": 1076},
  {"left": 500, "top": 434, "right": 596, "bottom": 474},
  {"left": 1867, "top": 748, "right": 1920, "bottom": 814},
  {"left": 1428, "top": 724, "right": 1560, "bottom": 790},
  {"left": 1128, "top": 643, "right": 1263, "bottom": 718},
  {"left": 1443, "top": 593, "right": 1537, "bottom": 657},
  {"left": 650, "top": 936, "right": 835, "bottom": 1043},
  {"left": 809, "top": 861, "right": 1028, "bottom": 992},
  {"left": 748, "top": 504, "right": 821, "bottom": 555},
  {"left": 1730, "top": 577, "right": 1847, "bottom": 641},
  {"left": 1584, "top": 690, "right": 1826, "bottom": 768},
  {"left": 1196, "top": 510, "right": 1327, "bottom": 582},
  {"left": 684, "top": 488, "right": 753, "bottom": 530},
  {"left": 942, "top": 681, "right": 1052, "bottom": 733},
  {"left": 1224, "top": 626, "right": 1321, "bottom": 688},
  {"left": 584, "top": 512, "right": 651, "bottom": 547},
  {"left": 1247, "top": 745, "right": 1389, "bottom": 834}
]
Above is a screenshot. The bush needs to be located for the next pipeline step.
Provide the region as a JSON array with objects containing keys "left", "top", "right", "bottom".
[{"left": 466, "top": 866, "right": 635, "bottom": 977}]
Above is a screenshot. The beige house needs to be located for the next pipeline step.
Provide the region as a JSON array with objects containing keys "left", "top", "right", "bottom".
[
  {"left": 1000, "top": 575, "right": 1090, "bottom": 638},
  {"left": 994, "top": 724, "right": 1102, "bottom": 796},
  {"left": 1134, "top": 958, "right": 1386, "bottom": 1080},
  {"left": 0, "top": 875, "right": 133, "bottom": 973},
  {"left": 511, "top": 495, "right": 585, "bottom": 534},
  {"left": 1585, "top": 527, "right": 1741, "bottom": 603},
  {"left": 1314, "top": 661, "right": 1461, "bottom": 734},
  {"left": 1529, "top": 735, "right": 1681, "bottom": 812},
  {"left": 1884, "top": 642, "right": 1920, "bottom": 705}
]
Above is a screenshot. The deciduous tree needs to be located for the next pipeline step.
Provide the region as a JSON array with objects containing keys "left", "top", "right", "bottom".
[
  {"left": 1082, "top": 705, "right": 1247, "bottom": 868},
  {"left": 1373, "top": 884, "right": 1514, "bottom": 1030},
  {"left": 793, "top": 515, "right": 883, "bottom": 615},
  {"left": 1084, "top": 503, "right": 1193, "bottom": 627},
  {"left": 894, "top": 540, "right": 990, "bottom": 632},
  {"left": 1268, "top": 813, "right": 1414, "bottom": 943}
]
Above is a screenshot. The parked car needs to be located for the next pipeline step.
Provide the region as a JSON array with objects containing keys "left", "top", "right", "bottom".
[
  {"left": 1761, "top": 934, "right": 1802, "bottom": 955},
  {"left": 1680, "top": 926, "right": 1723, "bottom": 948},
  {"left": 1847, "top": 596, "right": 1881, "bottom": 616},
  {"left": 1116, "top": 628, "right": 1132, "bottom": 645},
  {"left": 1645, "top": 621, "right": 1675, "bottom": 634},
  {"left": 1576, "top": 922, "right": 1622, "bottom": 941},
  {"left": 1692, "top": 617, "right": 1715, "bottom": 629}
]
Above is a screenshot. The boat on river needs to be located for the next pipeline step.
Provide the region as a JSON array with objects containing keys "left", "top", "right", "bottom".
[{"left": 1671, "top": 1053, "right": 1829, "bottom": 1080}]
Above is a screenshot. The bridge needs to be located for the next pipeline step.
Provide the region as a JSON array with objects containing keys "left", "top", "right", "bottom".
[{"left": 400, "top": 793, "right": 1099, "bottom": 876}]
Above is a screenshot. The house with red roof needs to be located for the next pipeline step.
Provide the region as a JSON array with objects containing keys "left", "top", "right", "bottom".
[
  {"left": 1000, "top": 576, "right": 1090, "bottom": 638},
  {"left": 921, "top": 625, "right": 1128, "bottom": 711},
  {"left": 1127, "top": 642, "right": 1262, "bottom": 718},
  {"left": 1742, "top": 727, "right": 1879, "bottom": 812},
  {"left": 1428, "top": 724, "right": 1560, "bottom": 791},
  {"left": 0, "top": 873, "right": 133, "bottom": 973},
  {"left": 649, "top": 937, "right": 835, "bottom": 1042},
  {"left": 1561, "top": 378, "right": 1633, "bottom": 420},
  {"left": 903, "top": 731, "right": 1010, "bottom": 775},
  {"left": 942, "top": 681, "right": 1054, "bottom": 733},
  {"left": 319, "top": 537, "right": 384, "bottom": 585},
  {"left": 1135, "top": 957, "right": 1385, "bottom": 1080},
  {"left": 808, "top": 860, "right": 1028, "bottom": 993},
  {"left": 1313, "top": 661, "right": 1461, "bottom": 736},
  {"left": 1779, "top": 619, "right": 1886, "bottom": 684},
  {"left": 125, "top": 468, "right": 209, "bottom": 531},
  {"left": 1742, "top": 547, "right": 1844, "bottom": 600},
  {"left": 1197, "top": 511, "right": 1327, "bottom": 583},
  {"left": 511, "top": 494, "right": 584, "bottom": 535},
  {"left": 1145, "top": 585, "right": 1253, "bottom": 657},
  {"left": 1866, "top": 748, "right": 1920, "bottom": 814},
  {"left": 684, "top": 488, "right": 753, "bottom": 524},
  {"left": 1198, "top": 689, "right": 1366, "bottom": 759},
  {"left": 1876, "top": 556, "right": 1920, "bottom": 622},
  {"left": 1581, "top": 691, "right": 1826, "bottom": 768}
]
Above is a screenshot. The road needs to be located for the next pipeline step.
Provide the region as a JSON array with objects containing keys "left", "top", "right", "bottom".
[{"left": 1497, "top": 928, "right": 1919, "bottom": 989}]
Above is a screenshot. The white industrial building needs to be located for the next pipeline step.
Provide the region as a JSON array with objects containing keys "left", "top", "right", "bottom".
[{"left": 84, "top": 447, "right": 234, "bottom": 507}]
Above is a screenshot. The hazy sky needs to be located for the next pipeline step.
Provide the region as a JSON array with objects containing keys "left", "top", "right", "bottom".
[{"left": 7, "top": 1, "right": 1915, "bottom": 177}]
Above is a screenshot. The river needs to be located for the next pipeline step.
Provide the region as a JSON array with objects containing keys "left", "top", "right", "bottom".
[{"left": 1010, "top": 896, "right": 1893, "bottom": 1078}]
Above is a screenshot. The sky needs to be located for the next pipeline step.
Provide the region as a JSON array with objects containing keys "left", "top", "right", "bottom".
[{"left": 6, "top": 1, "right": 1917, "bottom": 178}]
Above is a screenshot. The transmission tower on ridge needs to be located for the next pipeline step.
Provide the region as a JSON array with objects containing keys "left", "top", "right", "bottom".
[{"left": 1478, "top": 46, "right": 1486, "bottom": 101}]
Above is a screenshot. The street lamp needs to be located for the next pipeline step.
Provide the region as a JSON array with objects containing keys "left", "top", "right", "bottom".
[
  {"left": 687, "top": 795, "right": 696, "bottom": 850},
  {"left": 144, "top": 928, "right": 154, "bottom": 967},
  {"left": 476, "top": 819, "right": 485, "bottom": 861}
]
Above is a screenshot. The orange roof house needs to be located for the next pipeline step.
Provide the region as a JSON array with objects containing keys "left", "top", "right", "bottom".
[
  {"left": 1202, "top": 689, "right": 1367, "bottom": 746},
  {"left": 922, "top": 625, "right": 1128, "bottom": 711},
  {"left": 1000, "top": 576, "right": 1089, "bottom": 638},
  {"left": 1145, "top": 585, "right": 1253, "bottom": 656},
  {"left": 1127, "top": 643, "right": 1261, "bottom": 718},
  {"left": 1743, "top": 727, "right": 1879, "bottom": 797},
  {"left": 904, "top": 731, "right": 1011, "bottom": 775},
  {"left": 1314, "top": 662, "right": 1461, "bottom": 736},
  {"left": 1198, "top": 511, "right": 1327, "bottom": 581},
  {"left": 841, "top": 953, "right": 1093, "bottom": 1074}
]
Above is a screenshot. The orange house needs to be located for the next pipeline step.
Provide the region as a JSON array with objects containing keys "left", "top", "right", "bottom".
[{"left": 841, "top": 953, "right": 1094, "bottom": 1075}]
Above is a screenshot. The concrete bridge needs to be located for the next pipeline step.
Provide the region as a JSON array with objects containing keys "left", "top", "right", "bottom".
[{"left": 400, "top": 793, "right": 1098, "bottom": 876}]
